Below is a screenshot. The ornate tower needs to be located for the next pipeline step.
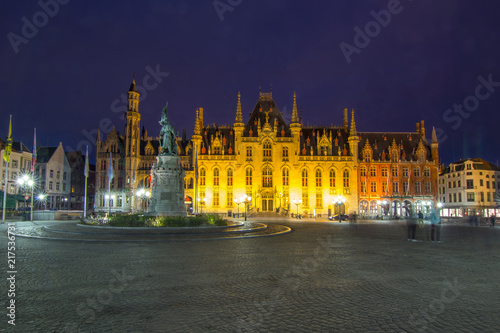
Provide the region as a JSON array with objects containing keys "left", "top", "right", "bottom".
[
  {"left": 233, "top": 92, "right": 244, "bottom": 154},
  {"left": 290, "top": 92, "right": 302, "bottom": 158},
  {"left": 348, "top": 109, "right": 360, "bottom": 162},
  {"left": 124, "top": 78, "right": 141, "bottom": 197}
]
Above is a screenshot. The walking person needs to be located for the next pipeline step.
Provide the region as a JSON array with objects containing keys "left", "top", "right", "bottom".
[
  {"left": 490, "top": 214, "right": 496, "bottom": 228},
  {"left": 430, "top": 207, "right": 442, "bottom": 242},
  {"left": 407, "top": 212, "right": 417, "bottom": 241},
  {"left": 417, "top": 211, "right": 424, "bottom": 229}
]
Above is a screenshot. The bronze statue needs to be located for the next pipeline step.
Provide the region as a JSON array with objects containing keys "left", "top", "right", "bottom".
[{"left": 159, "top": 102, "right": 177, "bottom": 155}]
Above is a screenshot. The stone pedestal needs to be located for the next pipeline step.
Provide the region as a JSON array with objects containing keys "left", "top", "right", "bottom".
[{"left": 148, "top": 155, "right": 186, "bottom": 216}]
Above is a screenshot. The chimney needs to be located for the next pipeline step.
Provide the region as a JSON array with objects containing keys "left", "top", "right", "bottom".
[
  {"left": 343, "top": 108, "right": 348, "bottom": 130},
  {"left": 420, "top": 120, "right": 425, "bottom": 136},
  {"left": 416, "top": 122, "right": 420, "bottom": 133}
]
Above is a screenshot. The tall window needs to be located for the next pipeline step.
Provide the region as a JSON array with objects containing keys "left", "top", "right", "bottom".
[
  {"left": 402, "top": 168, "right": 409, "bottom": 177},
  {"left": 382, "top": 181, "right": 387, "bottom": 193},
  {"left": 302, "top": 190, "right": 309, "bottom": 207},
  {"left": 381, "top": 168, "right": 388, "bottom": 177},
  {"left": 329, "top": 169, "right": 335, "bottom": 188},
  {"left": 213, "top": 191, "right": 219, "bottom": 206},
  {"left": 343, "top": 170, "right": 349, "bottom": 188},
  {"left": 200, "top": 168, "right": 206, "bottom": 186},
  {"left": 302, "top": 169, "right": 308, "bottom": 187},
  {"left": 370, "top": 181, "right": 377, "bottom": 193},
  {"left": 315, "top": 192, "right": 323, "bottom": 208},
  {"left": 246, "top": 147, "right": 252, "bottom": 157},
  {"left": 227, "top": 169, "right": 233, "bottom": 187},
  {"left": 227, "top": 190, "right": 233, "bottom": 207},
  {"left": 392, "top": 167, "right": 398, "bottom": 177},
  {"left": 403, "top": 181, "right": 408, "bottom": 194},
  {"left": 370, "top": 167, "right": 376, "bottom": 177},
  {"left": 393, "top": 182, "right": 399, "bottom": 194},
  {"left": 414, "top": 167, "right": 420, "bottom": 178},
  {"left": 263, "top": 141, "right": 272, "bottom": 157},
  {"left": 282, "top": 147, "right": 288, "bottom": 157},
  {"left": 425, "top": 182, "right": 431, "bottom": 194},
  {"left": 213, "top": 168, "right": 220, "bottom": 186},
  {"left": 262, "top": 167, "right": 272, "bottom": 187},
  {"left": 423, "top": 167, "right": 430, "bottom": 177},
  {"left": 361, "top": 180, "right": 367, "bottom": 194},
  {"left": 415, "top": 182, "right": 421, "bottom": 194},
  {"left": 282, "top": 168, "right": 289, "bottom": 186},
  {"left": 50, "top": 170, "right": 54, "bottom": 178},
  {"left": 360, "top": 167, "right": 366, "bottom": 177},
  {"left": 245, "top": 168, "right": 252, "bottom": 186},
  {"left": 315, "top": 169, "right": 322, "bottom": 187}
]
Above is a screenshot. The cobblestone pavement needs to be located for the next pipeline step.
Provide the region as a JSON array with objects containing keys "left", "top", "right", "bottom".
[{"left": 1, "top": 220, "right": 499, "bottom": 332}]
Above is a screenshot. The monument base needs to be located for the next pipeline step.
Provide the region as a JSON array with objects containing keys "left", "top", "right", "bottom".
[{"left": 148, "top": 155, "right": 186, "bottom": 216}]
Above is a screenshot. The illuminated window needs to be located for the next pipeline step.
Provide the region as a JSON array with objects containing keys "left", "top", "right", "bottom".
[
  {"left": 213, "top": 168, "right": 219, "bottom": 186},
  {"left": 315, "top": 169, "right": 322, "bottom": 187},
  {"left": 361, "top": 180, "right": 366, "bottom": 194},
  {"left": 302, "top": 190, "right": 309, "bottom": 207},
  {"left": 370, "top": 181, "right": 376, "bottom": 192},
  {"left": 263, "top": 141, "right": 272, "bottom": 157},
  {"left": 282, "top": 147, "right": 289, "bottom": 157},
  {"left": 315, "top": 192, "right": 323, "bottom": 208},
  {"left": 414, "top": 167, "right": 420, "bottom": 178},
  {"left": 245, "top": 168, "right": 252, "bottom": 186},
  {"left": 227, "top": 191, "right": 233, "bottom": 207},
  {"left": 213, "top": 191, "right": 219, "bottom": 206},
  {"left": 343, "top": 170, "right": 349, "bottom": 188},
  {"left": 360, "top": 167, "right": 366, "bottom": 177},
  {"left": 302, "top": 169, "right": 308, "bottom": 187},
  {"left": 227, "top": 168, "right": 233, "bottom": 187},
  {"left": 392, "top": 167, "right": 398, "bottom": 177},
  {"left": 370, "top": 167, "right": 376, "bottom": 177},
  {"left": 329, "top": 169, "right": 335, "bottom": 188},
  {"left": 381, "top": 168, "right": 388, "bottom": 177},
  {"left": 246, "top": 147, "right": 252, "bottom": 157},
  {"left": 262, "top": 167, "right": 272, "bottom": 187},
  {"left": 282, "top": 168, "right": 289, "bottom": 186},
  {"left": 200, "top": 168, "right": 206, "bottom": 186}
]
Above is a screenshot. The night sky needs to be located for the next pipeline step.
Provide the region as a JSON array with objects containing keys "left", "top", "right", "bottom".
[{"left": 2, "top": 0, "right": 500, "bottom": 165}]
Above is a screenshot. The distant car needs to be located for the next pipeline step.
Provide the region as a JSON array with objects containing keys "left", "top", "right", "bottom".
[{"left": 329, "top": 214, "right": 350, "bottom": 221}]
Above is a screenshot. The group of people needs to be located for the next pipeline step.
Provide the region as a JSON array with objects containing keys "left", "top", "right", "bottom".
[{"left": 407, "top": 208, "right": 441, "bottom": 242}]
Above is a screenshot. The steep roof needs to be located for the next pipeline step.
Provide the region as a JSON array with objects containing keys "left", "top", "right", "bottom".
[
  {"left": 243, "top": 91, "right": 291, "bottom": 137},
  {"left": 357, "top": 132, "right": 431, "bottom": 161},
  {"left": 441, "top": 158, "right": 500, "bottom": 174},
  {"left": 37, "top": 147, "right": 58, "bottom": 163}
]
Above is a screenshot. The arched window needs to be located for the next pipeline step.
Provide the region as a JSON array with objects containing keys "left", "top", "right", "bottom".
[
  {"left": 262, "top": 167, "right": 272, "bottom": 187},
  {"left": 343, "top": 170, "right": 349, "bottom": 188},
  {"left": 245, "top": 168, "right": 252, "bottom": 186},
  {"left": 227, "top": 168, "right": 233, "bottom": 187},
  {"left": 302, "top": 169, "right": 308, "bottom": 187},
  {"left": 263, "top": 141, "right": 272, "bottom": 157},
  {"left": 315, "top": 169, "right": 322, "bottom": 187},
  {"left": 200, "top": 168, "right": 206, "bottom": 186},
  {"left": 213, "top": 168, "right": 220, "bottom": 186},
  {"left": 329, "top": 169, "right": 336, "bottom": 188},
  {"left": 282, "top": 168, "right": 289, "bottom": 186}
]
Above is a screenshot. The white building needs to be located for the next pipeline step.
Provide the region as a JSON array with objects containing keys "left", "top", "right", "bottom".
[
  {"left": 35, "top": 143, "right": 72, "bottom": 210},
  {"left": 439, "top": 158, "right": 500, "bottom": 217},
  {"left": 0, "top": 141, "right": 32, "bottom": 195}
]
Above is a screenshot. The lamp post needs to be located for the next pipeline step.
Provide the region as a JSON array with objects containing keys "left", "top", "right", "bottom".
[
  {"left": 333, "top": 195, "right": 346, "bottom": 223},
  {"left": 234, "top": 198, "right": 243, "bottom": 218},
  {"left": 243, "top": 196, "right": 251, "bottom": 221},
  {"left": 16, "top": 174, "right": 34, "bottom": 221},
  {"left": 197, "top": 197, "right": 206, "bottom": 214},
  {"left": 136, "top": 188, "right": 151, "bottom": 213},
  {"left": 293, "top": 198, "right": 302, "bottom": 218}
]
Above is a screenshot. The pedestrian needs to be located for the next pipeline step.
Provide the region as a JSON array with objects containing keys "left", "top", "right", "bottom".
[
  {"left": 431, "top": 208, "right": 442, "bottom": 242},
  {"left": 417, "top": 211, "right": 424, "bottom": 229},
  {"left": 490, "top": 214, "right": 496, "bottom": 228},
  {"left": 407, "top": 212, "right": 417, "bottom": 242}
]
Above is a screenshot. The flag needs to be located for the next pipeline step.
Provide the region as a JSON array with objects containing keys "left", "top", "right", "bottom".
[
  {"left": 31, "top": 128, "right": 36, "bottom": 171},
  {"left": 84, "top": 146, "right": 89, "bottom": 178},
  {"left": 4, "top": 115, "right": 12, "bottom": 162},
  {"left": 107, "top": 152, "right": 114, "bottom": 184}
]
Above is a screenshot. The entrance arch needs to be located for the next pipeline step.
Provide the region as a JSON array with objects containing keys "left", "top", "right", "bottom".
[{"left": 261, "top": 192, "right": 274, "bottom": 212}]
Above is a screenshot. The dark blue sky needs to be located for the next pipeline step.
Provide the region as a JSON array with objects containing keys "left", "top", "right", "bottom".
[{"left": 2, "top": 0, "right": 500, "bottom": 165}]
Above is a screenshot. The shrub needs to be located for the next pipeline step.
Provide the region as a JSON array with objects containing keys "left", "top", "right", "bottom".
[{"left": 85, "top": 213, "right": 227, "bottom": 227}]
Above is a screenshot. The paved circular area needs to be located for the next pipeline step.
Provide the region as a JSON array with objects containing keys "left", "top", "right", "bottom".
[{"left": 1, "top": 220, "right": 499, "bottom": 332}]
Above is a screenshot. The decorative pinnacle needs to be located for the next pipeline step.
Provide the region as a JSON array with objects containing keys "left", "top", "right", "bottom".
[
  {"left": 291, "top": 92, "right": 298, "bottom": 123},
  {"left": 350, "top": 109, "right": 357, "bottom": 137},
  {"left": 235, "top": 91, "right": 243, "bottom": 124},
  {"left": 194, "top": 108, "right": 201, "bottom": 135}
]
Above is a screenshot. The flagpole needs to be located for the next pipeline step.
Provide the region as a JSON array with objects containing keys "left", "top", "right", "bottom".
[
  {"left": 108, "top": 152, "right": 112, "bottom": 216},
  {"left": 2, "top": 115, "right": 12, "bottom": 222},
  {"left": 30, "top": 128, "right": 36, "bottom": 222},
  {"left": 83, "top": 145, "right": 88, "bottom": 219}
]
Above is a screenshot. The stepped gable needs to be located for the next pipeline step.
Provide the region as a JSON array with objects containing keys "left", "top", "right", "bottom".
[{"left": 357, "top": 132, "right": 431, "bottom": 161}]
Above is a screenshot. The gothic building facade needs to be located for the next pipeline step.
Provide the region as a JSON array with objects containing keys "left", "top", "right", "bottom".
[{"left": 95, "top": 79, "right": 440, "bottom": 217}]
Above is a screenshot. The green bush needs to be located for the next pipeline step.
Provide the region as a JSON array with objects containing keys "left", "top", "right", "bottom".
[{"left": 87, "top": 213, "right": 227, "bottom": 227}]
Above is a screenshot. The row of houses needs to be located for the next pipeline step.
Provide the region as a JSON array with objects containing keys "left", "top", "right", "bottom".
[{"left": 0, "top": 141, "right": 95, "bottom": 211}]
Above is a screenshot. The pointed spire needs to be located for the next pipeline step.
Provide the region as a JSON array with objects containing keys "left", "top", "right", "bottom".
[
  {"left": 291, "top": 92, "right": 298, "bottom": 123},
  {"left": 129, "top": 74, "right": 137, "bottom": 92},
  {"left": 431, "top": 126, "right": 438, "bottom": 144},
  {"left": 235, "top": 91, "right": 243, "bottom": 124},
  {"left": 194, "top": 108, "right": 201, "bottom": 135},
  {"left": 350, "top": 109, "right": 357, "bottom": 136}
]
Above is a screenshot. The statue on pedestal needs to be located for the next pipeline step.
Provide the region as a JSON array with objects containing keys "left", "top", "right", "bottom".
[{"left": 159, "top": 102, "right": 178, "bottom": 156}]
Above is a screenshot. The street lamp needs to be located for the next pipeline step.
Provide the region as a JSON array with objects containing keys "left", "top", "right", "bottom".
[
  {"left": 333, "top": 195, "right": 346, "bottom": 223},
  {"left": 17, "top": 174, "right": 34, "bottom": 221},
  {"left": 136, "top": 188, "right": 151, "bottom": 213},
  {"left": 104, "top": 194, "right": 116, "bottom": 215},
  {"left": 234, "top": 198, "right": 243, "bottom": 218},
  {"left": 197, "top": 197, "right": 206, "bottom": 214},
  {"left": 242, "top": 196, "right": 251, "bottom": 221},
  {"left": 37, "top": 193, "right": 47, "bottom": 210},
  {"left": 293, "top": 198, "right": 302, "bottom": 218}
]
